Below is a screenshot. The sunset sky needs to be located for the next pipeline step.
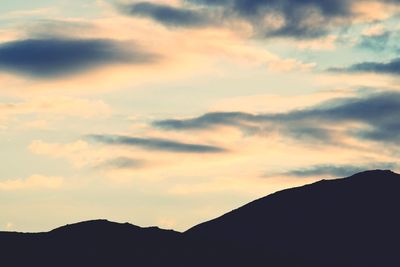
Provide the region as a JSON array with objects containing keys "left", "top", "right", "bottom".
[{"left": 1, "top": 0, "right": 400, "bottom": 232}]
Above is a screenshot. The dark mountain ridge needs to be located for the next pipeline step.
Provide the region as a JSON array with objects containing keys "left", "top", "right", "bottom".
[
  {"left": 186, "top": 169, "right": 400, "bottom": 266},
  {"left": 1, "top": 169, "right": 399, "bottom": 266}
]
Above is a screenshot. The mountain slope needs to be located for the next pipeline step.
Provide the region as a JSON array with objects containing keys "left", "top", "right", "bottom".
[
  {"left": 186, "top": 170, "right": 400, "bottom": 266},
  {"left": 0, "top": 219, "right": 316, "bottom": 267},
  {"left": 0, "top": 220, "right": 182, "bottom": 267}
]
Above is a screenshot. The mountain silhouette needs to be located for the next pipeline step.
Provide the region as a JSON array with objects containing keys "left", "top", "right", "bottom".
[
  {"left": 0, "top": 220, "right": 182, "bottom": 267},
  {"left": 186, "top": 169, "right": 400, "bottom": 266},
  {"left": 1, "top": 169, "right": 399, "bottom": 266}
]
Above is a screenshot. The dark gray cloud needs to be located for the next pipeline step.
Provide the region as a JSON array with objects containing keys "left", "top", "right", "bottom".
[
  {"left": 95, "top": 157, "right": 144, "bottom": 170},
  {"left": 154, "top": 91, "right": 400, "bottom": 144},
  {"left": 121, "top": 0, "right": 350, "bottom": 38},
  {"left": 330, "top": 58, "right": 400, "bottom": 75},
  {"left": 123, "top": 2, "right": 212, "bottom": 27},
  {"left": 122, "top": 0, "right": 400, "bottom": 38},
  {"left": 87, "top": 134, "right": 226, "bottom": 153},
  {"left": 0, "top": 38, "right": 157, "bottom": 78},
  {"left": 155, "top": 111, "right": 337, "bottom": 143},
  {"left": 280, "top": 162, "right": 398, "bottom": 178},
  {"left": 233, "top": 0, "right": 351, "bottom": 38}
]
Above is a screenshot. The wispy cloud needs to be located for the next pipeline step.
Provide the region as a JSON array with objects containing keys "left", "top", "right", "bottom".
[
  {"left": 0, "top": 96, "right": 111, "bottom": 130},
  {"left": 26, "top": 19, "right": 98, "bottom": 38},
  {"left": 95, "top": 157, "right": 144, "bottom": 170},
  {"left": 329, "top": 58, "right": 400, "bottom": 75},
  {"left": 0, "top": 175, "right": 63, "bottom": 191},
  {"left": 154, "top": 91, "right": 400, "bottom": 144},
  {"left": 87, "top": 134, "right": 226, "bottom": 153},
  {"left": 0, "top": 96, "right": 111, "bottom": 118}
]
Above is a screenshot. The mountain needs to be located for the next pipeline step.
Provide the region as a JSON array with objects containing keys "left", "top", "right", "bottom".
[
  {"left": 0, "top": 220, "right": 182, "bottom": 267},
  {"left": 186, "top": 169, "right": 400, "bottom": 267},
  {"left": 0, "top": 220, "right": 311, "bottom": 267},
  {"left": 1, "top": 169, "right": 399, "bottom": 266}
]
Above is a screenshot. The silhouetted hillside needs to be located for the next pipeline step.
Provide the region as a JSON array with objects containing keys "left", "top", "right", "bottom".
[
  {"left": 0, "top": 220, "right": 182, "bottom": 267},
  {"left": 186, "top": 169, "right": 400, "bottom": 267},
  {"left": 0, "top": 219, "right": 312, "bottom": 267},
  {"left": 1, "top": 170, "right": 399, "bottom": 266}
]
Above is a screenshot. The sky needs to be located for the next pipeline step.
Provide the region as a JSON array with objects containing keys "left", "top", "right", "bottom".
[{"left": 1, "top": 0, "right": 400, "bottom": 232}]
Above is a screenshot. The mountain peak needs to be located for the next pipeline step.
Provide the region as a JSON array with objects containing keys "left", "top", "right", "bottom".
[
  {"left": 309, "top": 169, "right": 399, "bottom": 188},
  {"left": 348, "top": 168, "right": 397, "bottom": 177},
  {"left": 50, "top": 219, "right": 139, "bottom": 233},
  {"left": 329, "top": 169, "right": 400, "bottom": 185}
]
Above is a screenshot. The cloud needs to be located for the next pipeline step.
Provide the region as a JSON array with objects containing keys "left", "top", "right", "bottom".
[
  {"left": 95, "top": 157, "right": 144, "bottom": 170},
  {"left": 29, "top": 140, "right": 140, "bottom": 170},
  {"left": 0, "top": 96, "right": 111, "bottom": 118},
  {"left": 357, "top": 31, "right": 391, "bottom": 51},
  {"left": 280, "top": 162, "right": 398, "bottom": 178},
  {"left": 121, "top": 0, "right": 350, "bottom": 38},
  {"left": 0, "top": 175, "right": 63, "bottom": 191},
  {"left": 0, "top": 38, "right": 158, "bottom": 78},
  {"left": 330, "top": 58, "right": 400, "bottom": 75},
  {"left": 87, "top": 134, "right": 226, "bottom": 153},
  {"left": 352, "top": 1, "right": 400, "bottom": 22},
  {"left": 29, "top": 140, "right": 94, "bottom": 169},
  {"left": 192, "top": 0, "right": 354, "bottom": 38},
  {"left": 154, "top": 91, "right": 400, "bottom": 144},
  {"left": 124, "top": 2, "right": 212, "bottom": 27},
  {"left": 0, "top": 96, "right": 112, "bottom": 130},
  {"left": 122, "top": 0, "right": 400, "bottom": 39},
  {"left": 26, "top": 19, "right": 98, "bottom": 39},
  {"left": 296, "top": 35, "right": 337, "bottom": 50},
  {"left": 154, "top": 112, "right": 254, "bottom": 130}
]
